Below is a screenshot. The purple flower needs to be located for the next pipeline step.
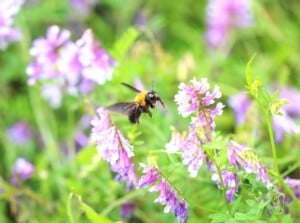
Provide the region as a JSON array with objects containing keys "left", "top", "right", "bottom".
[
  {"left": 228, "top": 140, "right": 272, "bottom": 188},
  {"left": 165, "top": 131, "right": 186, "bottom": 153},
  {"left": 120, "top": 201, "right": 135, "bottom": 219},
  {"left": 175, "top": 78, "right": 210, "bottom": 117},
  {"left": 212, "top": 169, "right": 239, "bottom": 202},
  {"left": 76, "top": 29, "right": 117, "bottom": 85},
  {"left": 91, "top": 107, "right": 112, "bottom": 135},
  {"left": 182, "top": 132, "right": 205, "bottom": 177},
  {"left": 229, "top": 88, "right": 300, "bottom": 143},
  {"left": 138, "top": 164, "right": 161, "bottom": 188},
  {"left": 27, "top": 26, "right": 117, "bottom": 108},
  {"left": 10, "top": 158, "right": 34, "bottom": 185},
  {"left": 278, "top": 86, "right": 300, "bottom": 117},
  {"left": 27, "top": 25, "right": 71, "bottom": 84},
  {"left": 272, "top": 86, "right": 300, "bottom": 142},
  {"left": 284, "top": 177, "right": 300, "bottom": 201},
  {"left": 205, "top": 0, "right": 253, "bottom": 48},
  {"left": 0, "top": 0, "right": 24, "bottom": 50},
  {"left": 174, "top": 78, "right": 224, "bottom": 134},
  {"left": 228, "top": 92, "right": 252, "bottom": 125},
  {"left": 168, "top": 78, "right": 224, "bottom": 177},
  {"left": 134, "top": 11, "right": 148, "bottom": 28},
  {"left": 166, "top": 130, "right": 206, "bottom": 178},
  {"left": 6, "top": 121, "right": 33, "bottom": 145},
  {"left": 272, "top": 111, "right": 300, "bottom": 143},
  {"left": 91, "top": 108, "right": 137, "bottom": 189},
  {"left": 139, "top": 164, "right": 189, "bottom": 222},
  {"left": 69, "top": 0, "right": 96, "bottom": 16}
]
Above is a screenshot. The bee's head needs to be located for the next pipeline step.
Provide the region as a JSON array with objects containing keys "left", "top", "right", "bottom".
[{"left": 146, "top": 90, "right": 165, "bottom": 108}]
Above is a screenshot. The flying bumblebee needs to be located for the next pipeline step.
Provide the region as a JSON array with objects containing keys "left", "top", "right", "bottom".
[{"left": 107, "top": 82, "right": 165, "bottom": 124}]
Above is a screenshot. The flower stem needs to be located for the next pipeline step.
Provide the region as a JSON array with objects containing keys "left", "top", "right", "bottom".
[{"left": 265, "top": 114, "right": 278, "bottom": 174}]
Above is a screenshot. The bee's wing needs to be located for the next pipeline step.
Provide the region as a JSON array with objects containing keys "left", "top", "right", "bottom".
[
  {"left": 106, "top": 102, "right": 135, "bottom": 115},
  {"left": 121, "top": 82, "right": 141, "bottom": 92}
]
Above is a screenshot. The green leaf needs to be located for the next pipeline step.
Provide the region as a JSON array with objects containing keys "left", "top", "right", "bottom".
[
  {"left": 67, "top": 193, "right": 76, "bottom": 223},
  {"left": 76, "top": 146, "right": 98, "bottom": 165},
  {"left": 246, "top": 55, "right": 256, "bottom": 87},
  {"left": 80, "top": 201, "right": 113, "bottom": 223},
  {"left": 280, "top": 214, "right": 294, "bottom": 223},
  {"left": 209, "top": 213, "right": 229, "bottom": 223},
  {"left": 110, "top": 27, "right": 139, "bottom": 61}
]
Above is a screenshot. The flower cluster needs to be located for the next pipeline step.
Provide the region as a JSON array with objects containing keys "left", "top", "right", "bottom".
[
  {"left": 0, "top": 0, "right": 24, "bottom": 50},
  {"left": 168, "top": 78, "right": 224, "bottom": 177},
  {"left": 27, "top": 25, "right": 117, "bottom": 108},
  {"left": 10, "top": 158, "right": 34, "bottom": 186},
  {"left": 205, "top": 0, "right": 253, "bottom": 49},
  {"left": 228, "top": 88, "right": 300, "bottom": 143},
  {"left": 139, "top": 164, "right": 189, "bottom": 223},
  {"left": 211, "top": 169, "right": 239, "bottom": 202},
  {"left": 228, "top": 140, "right": 272, "bottom": 188},
  {"left": 91, "top": 108, "right": 137, "bottom": 189}
]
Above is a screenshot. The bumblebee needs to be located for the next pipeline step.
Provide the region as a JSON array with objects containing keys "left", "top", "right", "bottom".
[{"left": 107, "top": 82, "right": 165, "bottom": 124}]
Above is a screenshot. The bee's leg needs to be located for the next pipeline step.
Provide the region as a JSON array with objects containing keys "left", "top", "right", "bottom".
[{"left": 144, "top": 108, "right": 152, "bottom": 117}]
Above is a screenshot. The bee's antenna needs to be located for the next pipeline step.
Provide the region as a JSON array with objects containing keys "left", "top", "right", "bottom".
[{"left": 151, "top": 80, "right": 154, "bottom": 91}]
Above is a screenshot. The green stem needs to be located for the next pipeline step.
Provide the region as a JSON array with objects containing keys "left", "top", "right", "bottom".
[
  {"left": 100, "top": 190, "right": 142, "bottom": 216},
  {"left": 67, "top": 108, "right": 75, "bottom": 159},
  {"left": 265, "top": 114, "right": 279, "bottom": 174},
  {"left": 28, "top": 87, "right": 59, "bottom": 167},
  {"left": 212, "top": 159, "right": 231, "bottom": 215},
  {"left": 259, "top": 101, "right": 300, "bottom": 208}
]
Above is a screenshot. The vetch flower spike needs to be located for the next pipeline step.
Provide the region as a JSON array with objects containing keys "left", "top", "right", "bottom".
[
  {"left": 139, "top": 164, "right": 189, "bottom": 222},
  {"left": 91, "top": 108, "right": 137, "bottom": 189}
]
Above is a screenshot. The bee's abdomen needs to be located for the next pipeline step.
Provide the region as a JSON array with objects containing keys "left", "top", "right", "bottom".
[{"left": 128, "top": 106, "right": 142, "bottom": 123}]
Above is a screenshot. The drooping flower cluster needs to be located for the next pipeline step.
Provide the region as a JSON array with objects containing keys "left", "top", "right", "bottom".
[
  {"left": 228, "top": 88, "right": 300, "bottom": 143},
  {"left": 168, "top": 78, "right": 224, "bottom": 177},
  {"left": 10, "top": 158, "right": 34, "bottom": 186},
  {"left": 27, "top": 25, "right": 117, "bottom": 108},
  {"left": 91, "top": 108, "right": 137, "bottom": 189},
  {"left": 211, "top": 169, "right": 239, "bottom": 202},
  {"left": 0, "top": 0, "right": 24, "bottom": 50},
  {"left": 205, "top": 0, "right": 253, "bottom": 49},
  {"left": 228, "top": 140, "right": 272, "bottom": 188},
  {"left": 139, "top": 164, "right": 189, "bottom": 223}
]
